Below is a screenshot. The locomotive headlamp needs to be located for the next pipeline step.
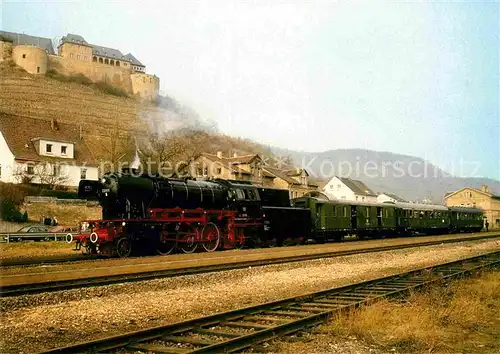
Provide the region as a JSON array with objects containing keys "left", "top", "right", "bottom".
[{"left": 122, "top": 222, "right": 126, "bottom": 226}]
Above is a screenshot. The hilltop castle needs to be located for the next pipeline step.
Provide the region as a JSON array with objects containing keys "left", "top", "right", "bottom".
[{"left": 0, "top": 31, "right": 159, "bottom": 100}]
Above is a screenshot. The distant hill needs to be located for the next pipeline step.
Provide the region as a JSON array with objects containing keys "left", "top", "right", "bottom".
[{"left": 270, "top": 147, "right": 500, "bottom": 203}]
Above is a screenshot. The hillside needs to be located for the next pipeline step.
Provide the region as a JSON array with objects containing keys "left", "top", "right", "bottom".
[
  {"left": 271, "top": 147, "right": 500, "bottom": 203},
  {"left": 0, "top": 61, "right": 285, "bottom": 166}
]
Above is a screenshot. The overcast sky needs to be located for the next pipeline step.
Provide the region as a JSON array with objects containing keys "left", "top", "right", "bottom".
[{"left": 2, "top": 0, "right": 499, "bottom": 180}]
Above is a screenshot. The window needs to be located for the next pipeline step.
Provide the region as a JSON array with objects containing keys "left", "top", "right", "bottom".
[
  {"left": 77, "top": 55, "right": 80, "bottom": 60},
  {"left": 61, "top": 146, "right": 67, "bottom": 155},
  {"left": 197, "top": 168, "right": 203, "bottom": 176},
  {"left": 36, "top": 66, "right": 40, "bottom": 73},
  {"left": 93, "top": 56, "right": 97, "bottom": 62},
  {"left": 0, "top": 164, "right": 2, "bottom": 177},
  {"left": 46, "top": 144, "right": 52, "bottom": 153},
  {"left": 80, "top": 168, "right": 87, "bottom": 179},
  {"left": 27, "top": 165, "right": 34, "bottom": 175},
  {"left": 70, "top": 53, "right": 74, "bottom": 58},
  {"left": 216, "top": 168, "right": 222, "bottom": 174},
  {"left": 22, "top": 54, "right": 26, "bottom": 58},
  {"left": 355, "top": 196, "right": 359, "bottom": 201},
  {"left": 52, "top": 165, "right": 60, "bottom": 176},
  {"left": 203, "top": 167, "right": 208, "bottom": 176}
]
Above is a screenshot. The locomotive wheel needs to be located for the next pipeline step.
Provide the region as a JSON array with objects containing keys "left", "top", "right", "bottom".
[
  {"left": 201, "top": 222, "right": 220, "bottom": 252},
  {"left": 157, "top": 230, "right": 177, "bottom": 255},
  {"left": 179, "top": 224, "right": 198, "bottom": 254},
  {"left": 115, "top": 237, "right": 132, "bottom": 258}
]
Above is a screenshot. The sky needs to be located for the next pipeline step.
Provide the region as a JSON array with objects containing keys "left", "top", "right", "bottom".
[{"left": 1, "top": 0, "right": 499, "bottom": 180}]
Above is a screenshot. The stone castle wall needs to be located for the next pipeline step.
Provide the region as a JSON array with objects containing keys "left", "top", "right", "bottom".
[
  {"left": 12, "top": 45, "right": 47, "bottom": 74},
  {"left": 130, "top": 72, "right": 160, "bottom": 100},
  {"left": 48, "top": 54, "right": 133, "bottom": 93},
  {"left": 1, "top": 38, "right": 160, "bottom": 100}
]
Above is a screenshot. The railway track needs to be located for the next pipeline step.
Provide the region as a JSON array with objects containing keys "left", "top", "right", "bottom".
[
  {"left": 2, "top": 231, "right": 497, "bottom": 268},
  {"left": 41, "top": 250, "right": 500, "bottom": 354},
  {"left": 1, "top": 234, "right": 499, "bottom": 298}
]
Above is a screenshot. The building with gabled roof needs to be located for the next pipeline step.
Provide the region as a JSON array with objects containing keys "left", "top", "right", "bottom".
[
  {"left": 444, "top": 185, "right": 500, "bottom": 229},
  {"left": 0, "top": 113, "right": 99, "bottom": 188},
  {"left": 0, "top": 30, "right": 55, "bottom": 54},
  {"left": 322, "top": 176, "right": 378, "bottom": 203},
  {"left": 377, "top": 192, "right": 407, "bottom": 203}
]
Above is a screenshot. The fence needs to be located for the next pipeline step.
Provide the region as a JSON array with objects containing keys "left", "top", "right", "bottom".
[
  {"left": 24, "top": 196, "right": 99, "bottom": 206},
  {"left": 0, "top": 232, "right": 71, "bottom": 243}
]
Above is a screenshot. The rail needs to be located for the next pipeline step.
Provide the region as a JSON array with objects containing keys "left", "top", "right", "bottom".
[
  {"left": 0, "top": 232, "right": 71, "bottom": 243},
  {"left": 2, "top": 233, "right": 499, "bottom": 297},
  {"left": 41, "top": 250, "right": 500, "bottom": 353}
]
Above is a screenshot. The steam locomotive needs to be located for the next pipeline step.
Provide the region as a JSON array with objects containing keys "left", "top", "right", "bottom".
[
  {"left": 70, "top": 169, "right": 484, "bottom": 257},
  {"left": 73, "top": 169, "right": 310, "bottom": 257}
]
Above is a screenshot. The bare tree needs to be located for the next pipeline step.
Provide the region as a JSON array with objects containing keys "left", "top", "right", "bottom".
[
  {"left": 138, "top": 129, "right": 211, "bottom": 177},
  {"left": 98, "top": 115, "right": 136, "bottom": 173},
  {"left": 13, "top": 162, "right": 70, "bottom": 190}
]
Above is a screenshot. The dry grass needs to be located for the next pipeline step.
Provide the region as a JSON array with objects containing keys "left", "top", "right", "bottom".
[
  {"left": 0, "top": 241, "right": 76, "bottom": 259},
  {"left": 316, "top": 270, "right": 500, "bottom": 353},
  {"left": 24, "top": 203, "right": 101, "bottom": 226}
]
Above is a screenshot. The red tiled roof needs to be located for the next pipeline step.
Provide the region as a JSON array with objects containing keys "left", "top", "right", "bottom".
[{"left": 0, "top": 113, "right": 98, "bottom": 167}]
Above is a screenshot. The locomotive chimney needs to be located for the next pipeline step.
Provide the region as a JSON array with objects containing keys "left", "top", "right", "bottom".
[{"left": 216, "top": 151, "right": 223, "bottom": 159}]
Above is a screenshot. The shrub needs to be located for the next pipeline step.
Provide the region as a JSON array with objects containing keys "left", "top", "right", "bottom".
[
  {"left": 0, "top": 199, "right": 28, "bottom": 222},
  {"left": 93, "top": 81, "right": 129, "bottom": 97}
]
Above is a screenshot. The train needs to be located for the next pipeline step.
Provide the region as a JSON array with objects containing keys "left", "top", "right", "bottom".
[{"left": 69, "top": 169, "right": 485, "bottom": 257}]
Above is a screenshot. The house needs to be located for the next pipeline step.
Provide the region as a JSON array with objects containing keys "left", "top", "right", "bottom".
[
  {"left": 262, "top": 166, "right": 318, "bottom": 199},
  {"left": 189, "top": 151, "right": 318, "bottom": 198},
  {"left": 377, "top": 192, "right": 407, "bottom": 204},
  {"left": 322, "top": 176, "right": 377, "bottom": 203},
  {"left": 189, "top": 151, "right": 274, "bottom": 186},
  {"left": 444, "top": 185, "right": 500, "bottom": 230},
  {"left": 0, "top": 114, "right": 99, "bottom": 188}
]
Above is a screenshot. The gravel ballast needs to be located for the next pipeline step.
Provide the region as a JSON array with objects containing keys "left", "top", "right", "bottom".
[{"left": 1, "top": 239, "right": 499, "bottom": 353}]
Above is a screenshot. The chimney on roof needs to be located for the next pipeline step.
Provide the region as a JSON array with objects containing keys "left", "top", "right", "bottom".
[
  {"left": 216, "top": 151, "right": 223, "bottom": 159},
  {"left": 480, "top": 185, "right": 490, "bottom": 193}
]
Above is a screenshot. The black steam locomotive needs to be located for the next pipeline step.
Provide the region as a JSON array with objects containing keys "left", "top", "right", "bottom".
[{"left": 74, "top": 169, "right": 310, "bottom": 257}]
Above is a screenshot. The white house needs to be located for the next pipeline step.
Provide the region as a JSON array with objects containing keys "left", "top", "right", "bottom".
[
  {"left": 322, "top": 176, "right": 378, "bottom": 203},
  {"left": 0, "top": 114, "right": 99, "bottom": 188},
  {"left": 377, "top": 192, "right": 407, "bottom": 204}
]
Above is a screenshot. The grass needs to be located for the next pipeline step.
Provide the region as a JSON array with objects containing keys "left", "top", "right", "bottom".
[
  {"left": 0, "top": 241, "right": 76, "bottom": 259},
  {"left": 314, "top": 270, "right": 500, "bottom": 353}
]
